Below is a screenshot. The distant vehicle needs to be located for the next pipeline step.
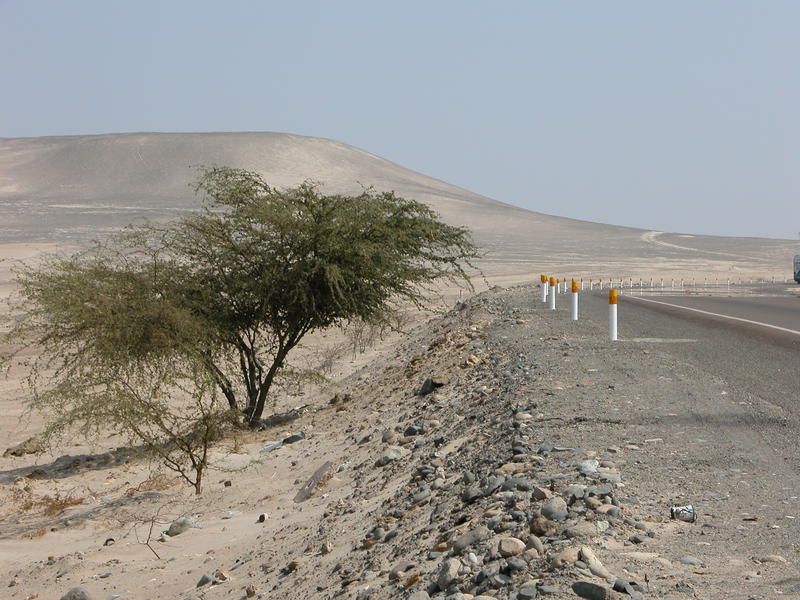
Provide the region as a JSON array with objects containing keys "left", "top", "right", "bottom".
[{"left": 795, "top": 255, "right": 800, "bottom": 284}]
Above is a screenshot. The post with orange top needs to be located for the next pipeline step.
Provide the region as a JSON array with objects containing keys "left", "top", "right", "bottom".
[
  {"left": 570, "top": 279, "right": 579, "bottom": 321},
  {"left": 548, "top": 277, "right": 556, "bottom": 310},
  {"left": 609, "top": 289, "right": 618, "bottom": 341},
  {"left": 540, "top": 274, "right": 548, "bottom": 303}
]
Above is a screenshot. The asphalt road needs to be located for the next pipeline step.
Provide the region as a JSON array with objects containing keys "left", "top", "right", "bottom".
[
  {"left": 578, "top": 288, "right": 799, "bottom": 416},
  {"left": 623, "top": 293, "right": 800, "bottom": 336}
]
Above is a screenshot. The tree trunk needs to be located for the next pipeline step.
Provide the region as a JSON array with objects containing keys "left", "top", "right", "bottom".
[{"left": 246, "top": 347, "right": 290, "bottom": 427}]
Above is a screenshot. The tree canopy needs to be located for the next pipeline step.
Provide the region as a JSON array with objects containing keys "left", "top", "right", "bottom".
[{"left": 4, "top": 168, "right": 479, "bottom": 485}]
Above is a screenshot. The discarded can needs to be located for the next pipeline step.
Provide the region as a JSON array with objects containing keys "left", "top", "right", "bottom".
[{"left": 670, "top": 505, "right": 697, "bottom": 522}]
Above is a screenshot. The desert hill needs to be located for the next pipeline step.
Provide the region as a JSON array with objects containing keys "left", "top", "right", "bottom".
[{"left": 1, "top": 132, "right": 797, "bottom": 280}]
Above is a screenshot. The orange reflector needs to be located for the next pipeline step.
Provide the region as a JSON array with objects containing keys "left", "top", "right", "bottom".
[
  {"left": 571, "top": 280, "right": 579, "bottom": 293},
  {"left": 609, "top": 289, "right": 618, "bottom": 304},
  {"left": 541, "top": 274, "right": 547, "bottom": 283},
  {"left": 549, "top": 277, "right": 556, "bottom": 286}
]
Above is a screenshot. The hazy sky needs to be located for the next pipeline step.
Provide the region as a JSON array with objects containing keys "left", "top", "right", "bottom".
[{"left": 1, "top": 1, "right": 798, "bottom": 239}]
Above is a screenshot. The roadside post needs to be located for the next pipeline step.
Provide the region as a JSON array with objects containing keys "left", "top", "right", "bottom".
[
  {"left": 609, "top": 289, "right": 618, "bottom": 341},
  {"left": 540, "top": 274, "right": 548, "bottom": 303},
  {"left": 571, "top": 279, "right": 579, "bottom": 321},
  {"left": 548, "top": 277, "right": 556, "bottom": 310}
]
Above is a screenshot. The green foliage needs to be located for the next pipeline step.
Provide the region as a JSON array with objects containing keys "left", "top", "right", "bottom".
[{"left": 3, "top": 168, "right": 479, "bottom": 491}]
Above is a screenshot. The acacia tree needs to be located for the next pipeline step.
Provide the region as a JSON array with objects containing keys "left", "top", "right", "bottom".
[{"left": 5, "top": 168, "right": 479, "bottom": 464}]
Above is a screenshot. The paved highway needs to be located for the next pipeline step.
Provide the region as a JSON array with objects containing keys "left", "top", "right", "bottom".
[
  {"left": 579, "top": 287, "right": 799, "bottom": 415},
  {"left": 623, "top": 294, "right": 800, "bottom": 337}
]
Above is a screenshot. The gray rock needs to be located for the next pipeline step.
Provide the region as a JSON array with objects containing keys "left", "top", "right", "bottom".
[
  {"left": 404, "top": 425, "right": 424, "bottom": 436},
  {"left": 586, "top": 484, "right": 613, "bottom": 498},
  {"left": 629, "top": 534, "right": 646, "bottom": 544},
  {"left": 474, "top": 562, "right": 501, "bottom": 584},
  {"left": 196, "top": 573, "right": 213, "bottom": 587},
  {"left": 489, "top": 573, "right": 514, "bottom": 587},
  {"left": 679, "top": 555, "right": 703, "bottom": 566},
  {"left": 487, "top": 515, "right": 503, "bottom": 531},
  {"left": 571, "top": 581, "right": 611, "bottom": 600},
  {"left": 461, "top": 486, "right": 483, "bottom": 503},
  {"left": 453, "top": 525, "right": 490, "bottom": 554},
  {"left": 437, "top": 558, "right": 461, "bottom": 590},
  {"left": 282, "top": 432, "right": 305, "bottom": 444},
  {"left": 376, "top": 446, "right": 405, "bottom": 466},
  {"left": 505, "top": 477, "right": 534, "bottom": 491},
  {"left": 418, "top": 377, "right": 445, "bottom": 395},
  {"left": 563, "top": 484, "right": 586, "bottom": 500},
  {"left": 60, "top": 589, "right": 92, "bottom": 600},
  {"left": 482, "top": 476, "right": 506, "bottom": 495},
  {"left": 565, "top": 521, "right": 596, "bottom": 539},
  {"left": 413, "top": 488, "right": 431, "bottom": 504},
  {"left": 517, "top": 582, "right": 538, "bottom": 599},
  {"left": 167, "top": 515, "right": 198, "bottom": 536},
  {"left": 613, "top": 579, "right": 645, "bottom": 600},
  {"left": 408, "top": 593, "right": 430, "bottom": 600},
  {"left": 538, "top": 585, "right": 559, "bottom": 595},
  {"left": 258, "top": 440, "right": 282, "bottom": 453},
  {"left": 525, "top": 535, "right": 544, "bottom": 556},
  {"left": 540, "top": 497, "right": 568, "bottom": 521}
]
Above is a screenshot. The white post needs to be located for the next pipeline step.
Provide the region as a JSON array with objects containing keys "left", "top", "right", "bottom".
[
  {"left": 570, "top": 280, "right": 579, "bottom": 320},
  {"left": 590, "top": 280, "right": 594, "bottom": 291},
  {"left": 541, "top": 275, "right": 548, "bottom": 303},
  {"left": 548, "top": 278, "right": 556, "bottom": 310},
  {"left": 609, "top": 289, "right": 618, "bottom": 341}
]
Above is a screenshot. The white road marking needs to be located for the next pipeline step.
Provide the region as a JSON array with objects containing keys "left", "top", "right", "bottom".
[
  {"left": 626, "top": 338, "right": 697, "bottom": 343},
  {"left": 624, "top": 296, "right": 800, "bottom": 336}
]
